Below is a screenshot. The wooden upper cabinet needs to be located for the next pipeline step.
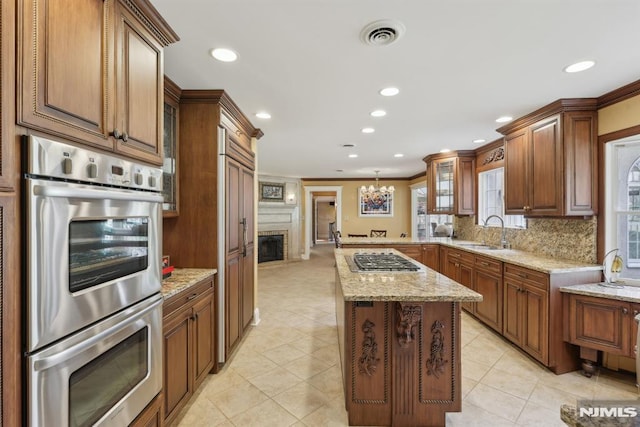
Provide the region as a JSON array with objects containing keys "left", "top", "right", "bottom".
[
  {"left": 112, "top": 0, "right": 165, "bottom": 163},
  {"left": 19, "top": 0, "right": 113, "bottom": 149},
  {"left": 423, "top": 151, "right": 475, "bottom": 215},
  {"left": 19, "top": 0, "right": 178, "bottom": 164},
  {"left": 498, "top": 99, "right": 598, "bottom": 217}
]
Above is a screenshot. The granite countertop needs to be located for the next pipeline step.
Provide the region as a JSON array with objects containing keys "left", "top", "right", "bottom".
[
  {"left": 335, "top": 248, "right": 483, "bottom": 302},
  {"left": 340, "top": 237, "right": 602, "bottom": 275},
  {"left": 559, "top": 282, "right": 640, "bottom": 303},
  {"left": 161, "top": 268, "right": 217, "bottom": 299}
]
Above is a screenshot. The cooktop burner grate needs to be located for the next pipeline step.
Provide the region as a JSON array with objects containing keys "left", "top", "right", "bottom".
[{"left": 351, "top": 253, "right": 419, "bottom": 271}]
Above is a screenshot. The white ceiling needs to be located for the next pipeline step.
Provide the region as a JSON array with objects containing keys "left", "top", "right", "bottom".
[{"left": 150, "top": 0, "right": 640, "bottom": 179}]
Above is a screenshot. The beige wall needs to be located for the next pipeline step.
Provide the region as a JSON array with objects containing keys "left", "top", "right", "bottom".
[
  {"left": 303, "top": 179, "right": 412, "bottom": 238},
  {"left": 598, "top": 95, "right": 640, "bottom": 135}
]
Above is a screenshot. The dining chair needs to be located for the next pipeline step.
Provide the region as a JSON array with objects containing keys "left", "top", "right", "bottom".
[{"left": 370, "top": 229, "right": 387, "bottom": 237}]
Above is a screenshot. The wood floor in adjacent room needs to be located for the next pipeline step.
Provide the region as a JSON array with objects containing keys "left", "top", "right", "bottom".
[{"left": 175, "top": 244, "right": 638, "bottom": 427}]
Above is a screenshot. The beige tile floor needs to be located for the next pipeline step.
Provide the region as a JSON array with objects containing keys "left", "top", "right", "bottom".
[{"left": 175, "top": 244, "right": 638, "bottom": 426}]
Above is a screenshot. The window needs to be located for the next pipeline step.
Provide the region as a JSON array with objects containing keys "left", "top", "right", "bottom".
[
  {"left": 477, "top": 167, "right": 526, "bottom": 229},
  {"left": 411, "top": 186, "right": 427, "bottom": 239},
  {"left": 605, "top": 138, "right": 640, "bottom": 281},
  {"left": 411, "top": 184, "right": 453, "bottom": 238}
]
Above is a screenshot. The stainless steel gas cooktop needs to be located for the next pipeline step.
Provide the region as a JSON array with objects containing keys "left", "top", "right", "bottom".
[{"left": 346, "top": 252, "right": 420, "bottom": 272}]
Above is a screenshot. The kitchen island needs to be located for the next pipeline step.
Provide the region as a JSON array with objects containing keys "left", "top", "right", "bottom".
[{"left": 335, "top": 248, "right": 482, "bottom": 426}]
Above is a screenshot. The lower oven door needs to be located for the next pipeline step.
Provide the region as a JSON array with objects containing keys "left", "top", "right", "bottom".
[
  {"left": 26, "top": 178, "right": 162, "bottom": 352},
  {"left": 27, "top": 293, "right": 163, "bottom": 427}
]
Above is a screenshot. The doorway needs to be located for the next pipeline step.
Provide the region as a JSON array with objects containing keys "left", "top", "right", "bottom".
[
  {"left": 303, "top": 186, "right": 343, "bottom": 259},
  {"left": 314, "top": 196, "right": 336, "bottom": 243}
]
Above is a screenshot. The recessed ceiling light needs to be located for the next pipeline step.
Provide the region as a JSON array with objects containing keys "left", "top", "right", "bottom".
[
  {"left": 473, "top": 139, "right": 486, "bottom": 144},
  {"left": 370, "top": 110, "right": 387, "bottom": 117},
  {"left": 496, "top": 116, "right": 513, "bottom": 123},
  {"left": 440, "top": 148, "right": 451, "bottom": 153},
  {"left": 255, "top": 112, "right": 271, "bottom": 119},
  {"left": 210, "top": 48, "right": 238, "bottom": 62},
  {"left": 564, "top": 60, "right": 595, "bottom": 73},
  {"left": 348, "top": 154, "right": 358, "bottom": 158},
  {"left": 394, "top": 153, "right": 404, "bottom": 158},
  {"left": 361, "top": 127, "right": 375, "bottom": 134},
  {"left": 379, "top": 87, "right": 399, "bottom": 97}
]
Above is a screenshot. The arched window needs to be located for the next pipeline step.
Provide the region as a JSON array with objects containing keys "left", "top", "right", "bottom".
[{"left": 605, "top": 138, "right": 640, "bottom": 282}]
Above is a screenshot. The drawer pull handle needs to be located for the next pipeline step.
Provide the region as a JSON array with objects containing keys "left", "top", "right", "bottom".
[
  {"left": 479, "top": 261, "right": 489, "bottom": 266},
  {"left": 517, "top": 272, "right": 528, "bottom": 279},
  {"left": 450, "top": 253, "right": 460, "bottom": 258},
  {"left": 187, "top": 293, "right": 198, "bottom": 300}
]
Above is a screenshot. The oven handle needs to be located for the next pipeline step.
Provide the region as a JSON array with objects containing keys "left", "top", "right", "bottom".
[
  {"left": 32, "top": 298, "right": 161, "bottom": 370},
  {"left": 33, "top": 184, "right": 163, "bottom": 203}
]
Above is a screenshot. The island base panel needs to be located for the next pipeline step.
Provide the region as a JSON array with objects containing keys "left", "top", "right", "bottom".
[{"left": 344, "top": 300, "right": 461, "bottom": 426}]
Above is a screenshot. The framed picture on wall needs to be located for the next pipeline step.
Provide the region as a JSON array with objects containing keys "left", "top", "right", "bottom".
[
  {"left": 260, "top": 182, "right": 285, "bottom": 201},
  {"left": 359, "top": 190, "right": 393, "bottom": 217}
]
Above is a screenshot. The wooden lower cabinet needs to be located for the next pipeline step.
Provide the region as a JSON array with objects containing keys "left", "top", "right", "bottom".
[
  {"left": 564, "top": 294, "right": 633, "bottom": 356},
  {"left": 440, "top": 247, "right": 474, "bottom": 314},
  {"left": 163, "top": 276, "right": 216, "bottom": 426},
  {"left": 393, "top": 244, "right": 422, "bottom": 262},
  {"left": 130, "top": 392, "right": 163, "bottom": 427},
  {"left": 473, "top": 255, "right": 503, "bottom": 333},
  {"left": 421, "top": 244, "right": 440, "bottom": 271},
  {"left": 503, "top": 265, "right": 549, "bottom": 364}
]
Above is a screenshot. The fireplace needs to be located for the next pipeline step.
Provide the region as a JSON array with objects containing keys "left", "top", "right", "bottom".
[{"left": 258, "top": 234, "right": 285, "bottom": 263}]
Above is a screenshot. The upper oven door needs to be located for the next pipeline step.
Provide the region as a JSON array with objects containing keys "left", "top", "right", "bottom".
[{"left": 26, "top": 178, "right": 163, "bottom": 353}]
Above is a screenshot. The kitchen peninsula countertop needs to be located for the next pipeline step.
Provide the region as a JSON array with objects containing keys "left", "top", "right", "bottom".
[
  {"left": 340, "top": 236, "right": 602, "bottom": 274},
  {"left": 335, "top": 248, "right": 482, "bottom": 302},
  {"left": 161, "top": 268, "right": 217, "bottom": 299},
  {"left": 559, "top": 282, "right": 640, "bottom": 303}
]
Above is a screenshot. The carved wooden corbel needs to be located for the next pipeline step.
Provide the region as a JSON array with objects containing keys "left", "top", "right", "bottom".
[{"left": 396, "top": 303, "right": 422, "bottom": 347}]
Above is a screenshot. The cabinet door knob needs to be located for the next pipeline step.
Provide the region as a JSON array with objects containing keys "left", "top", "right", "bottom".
[
  {"left": 634, "top": 309, "right": 639, "bottom": 316},
  {"left": 121, "top": 132, "right": 129, "bottom": 142},
  {"left": 622, "top": 307, "right": 629, "bottom": 315},
  {"left": 111, "top": 129, "right": 122, "bottom": 139}
]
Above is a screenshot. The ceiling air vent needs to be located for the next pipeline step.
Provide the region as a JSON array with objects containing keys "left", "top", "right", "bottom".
[{"left": 360, "top": 20, "right": 406, "bottom": 47}]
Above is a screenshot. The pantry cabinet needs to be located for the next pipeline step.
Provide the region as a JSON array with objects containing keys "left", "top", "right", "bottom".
[
  {"left": 424, "top": 151, "right": 475, "bottom": 215},
  {"left": 19, "top": 0, "right": 178, "bottom": 164},
  {"left": 498, "top": 99, "right": 598, "bottom": 216},
  {"left": 162, "top": 90, "right": 263, "bottom": 363},
  {"left": 163, "top": 276, "right": 215, "bottom": 426}
]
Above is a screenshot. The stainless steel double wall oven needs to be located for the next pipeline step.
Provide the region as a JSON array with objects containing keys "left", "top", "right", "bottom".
[{"left": 23, "top": 135, "right": 164, "bottom": 426}]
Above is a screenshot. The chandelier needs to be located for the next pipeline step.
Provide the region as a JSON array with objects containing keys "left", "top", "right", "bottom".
[{"left": 360, "top": 170, "right": 395, "bottom": 196}]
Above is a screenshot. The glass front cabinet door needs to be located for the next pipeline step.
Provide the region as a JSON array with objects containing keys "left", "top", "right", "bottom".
[
  {"left": 162, "top": 77, "right": 180, "bottom": 216},
  {"left": 424, "top": 151, "right": 475, "bottom": 216}
]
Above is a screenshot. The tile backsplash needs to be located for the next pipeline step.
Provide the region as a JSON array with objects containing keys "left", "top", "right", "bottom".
[{"left": 454, "top": 216, "right": 597, "bottom": 264}]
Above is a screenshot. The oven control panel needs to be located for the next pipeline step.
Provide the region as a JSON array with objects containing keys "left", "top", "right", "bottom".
[{"left": 26, "top": 135, "right": 163, "bottom": 192}]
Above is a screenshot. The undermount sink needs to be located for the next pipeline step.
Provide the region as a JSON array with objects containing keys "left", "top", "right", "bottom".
[{"left": 457, "top": 243, "right": 501, "bottom": 250}]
